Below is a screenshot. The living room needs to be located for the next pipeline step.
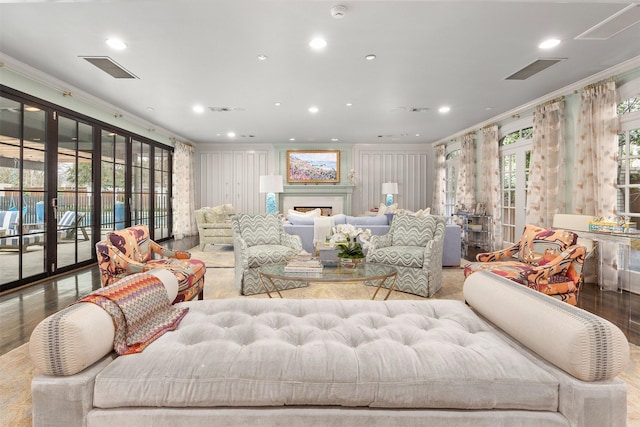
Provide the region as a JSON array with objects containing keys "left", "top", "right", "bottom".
[{"left": 1, "top": 1, "right": 640, "bottom": 425}]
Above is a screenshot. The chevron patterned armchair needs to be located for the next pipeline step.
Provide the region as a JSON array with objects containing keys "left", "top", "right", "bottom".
[
  {"left": 231, "top": 213, "right": 304, "bottom": 295},
  {"left": 365, "top": 214, "right": 446, "bottom": 297}
]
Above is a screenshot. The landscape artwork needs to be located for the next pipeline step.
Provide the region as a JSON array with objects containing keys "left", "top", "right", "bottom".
[{"left": 286, "top": 150, "right": 340, "bottom": 183}]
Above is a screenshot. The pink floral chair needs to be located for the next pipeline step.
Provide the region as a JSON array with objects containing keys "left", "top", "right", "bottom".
[
  {"left": 464, "top": 224, "right": 586, "bottom": 305},
  {"left": 95, "top": 225, "right": 205, "bottom": 303}
]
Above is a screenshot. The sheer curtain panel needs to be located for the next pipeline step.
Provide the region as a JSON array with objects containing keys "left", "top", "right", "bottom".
[
  {"left": 526, "top": 99, "right": 566, "bottom": 227},
  {"left": 172, "top": 142, "right": 198, "bottom": 239},
  {"left": 480, "top": 125, "right": 502, "bottom": 251},
  {"left": 432, "top": 144, "right": 446, "bottom": 215},
  {"left": 574, "top": 81, "right": 618, "bottom": 218},
  {"left": 456, "top": 133, "right": 476, "bottom": 211}
]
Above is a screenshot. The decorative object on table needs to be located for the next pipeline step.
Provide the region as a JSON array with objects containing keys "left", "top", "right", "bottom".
[
  {"left": 329, "top": 223, "right": 372, "bottom": 264},
  {"left": 259, "top": 175, "right": 284, "bottom": 214},
  {"left": 286, "top": 150, "right": 340, "bottom": 183},
  {"left": 381, "top": 182, "right": 398, "bottom": 207}
]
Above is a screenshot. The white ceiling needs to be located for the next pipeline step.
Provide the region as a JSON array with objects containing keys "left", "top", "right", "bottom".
[{"left": 1, "top": 0, "right": 640, "bottom": 146}]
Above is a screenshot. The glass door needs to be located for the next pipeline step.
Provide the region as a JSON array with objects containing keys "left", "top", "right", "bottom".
[
  {"left": 100, "top": 130, "right": 127, "bottom": 237},
  {"left": 131, "top": 139, "right": 150, "bottom": 229},
  {"left": 0, "top": 96, "right": 47, "bottom": 290},
  {"left": 56, "top": 116, "right": 94, "bottom": 270}
]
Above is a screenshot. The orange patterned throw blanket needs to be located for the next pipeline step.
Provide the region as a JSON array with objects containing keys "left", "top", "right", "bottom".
[{"left": 78, "top": 273, "right": 188, "bottom": 355}]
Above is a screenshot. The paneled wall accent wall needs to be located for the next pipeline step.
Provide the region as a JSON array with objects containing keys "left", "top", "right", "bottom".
[
  {"left": 352, "top": 145, "right": 431, "bottom": 215},
  {"left": 198, "top": 147, "right": 271, "bottom": 213}
]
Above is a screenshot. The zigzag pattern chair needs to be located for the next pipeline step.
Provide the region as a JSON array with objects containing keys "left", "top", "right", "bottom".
[
  {"left": 463, "top": 224, "right": 586, "bottom": 305},
  {"left": 365, "top": 214, "right": 446, "bottom": 297},
  {"left": 231, "top": 213, "right": 303, "bottom": 295},
  {"left": 95, "top": 225, "right": 205, "bottom": 303}
]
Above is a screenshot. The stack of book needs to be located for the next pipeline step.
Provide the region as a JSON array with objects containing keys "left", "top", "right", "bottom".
[{"left": 284, "top": 258, "right": 324, "bottom": 273}]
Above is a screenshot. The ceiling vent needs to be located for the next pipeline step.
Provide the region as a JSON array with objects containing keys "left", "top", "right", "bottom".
[
  {"left": 575, "top": 3, "right": 640, "bottom": 40},
  {"left": 209, "top": 107, "right": 247, "bottom": 112},
  {"left": 80, "top": 56, "right": 138, "bottom": 79},
  {"left": 505, "top": 58, "right": 566, "bottom": 80},
  {"left": 408, "top": 107, "right": 429, "bottom": 112}
]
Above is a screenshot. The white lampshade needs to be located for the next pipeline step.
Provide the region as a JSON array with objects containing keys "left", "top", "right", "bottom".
[
  {"left": 381, "top": 182, "right": 398, "bottom": 195},
  {"left": 259, "top": 175, "right": 284, "bottom": 193}
]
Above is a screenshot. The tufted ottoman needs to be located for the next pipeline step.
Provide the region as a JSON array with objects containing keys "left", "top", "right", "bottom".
[{"left": 31, "top": 271, "right": 629, "bottom": 427}]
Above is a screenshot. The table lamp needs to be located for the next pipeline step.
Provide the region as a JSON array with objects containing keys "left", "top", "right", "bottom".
[
  {"left": 381, "top": 182, "right": 398, "bottom": 206},
  {"left": 259, "top": 175, "right": 284, "bottom": 213}
]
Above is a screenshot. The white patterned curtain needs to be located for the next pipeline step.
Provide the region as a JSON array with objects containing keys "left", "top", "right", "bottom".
[
  {"left": 574, "top": 80, "right": 619, "bottom": 218},
  {"left": 172, "top": 142, "right": 198, "bottom": 239},
  {"left": 431, "top": 144, "right": 446, "bottom": 215},
  {"left": 480, "top": 125, "right": 502, "bottom": 251},
  {"left": 456, "top": 132, "right": 476, "bottom": 211},
  {"left": 526, "top": 99, "right": 566, "bottom": 228}
]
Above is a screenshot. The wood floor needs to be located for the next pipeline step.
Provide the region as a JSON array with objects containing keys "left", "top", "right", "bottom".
[{"left": 1, "top": 235, "right": 638, "bottom": 356}]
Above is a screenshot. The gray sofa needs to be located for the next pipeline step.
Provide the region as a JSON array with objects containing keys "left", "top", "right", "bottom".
[
  {"left": 30, "top": 270, "right": 629, "bottom": 427},
  {"left": 283, "top": 213, "right": 462, "bottom": 266}
]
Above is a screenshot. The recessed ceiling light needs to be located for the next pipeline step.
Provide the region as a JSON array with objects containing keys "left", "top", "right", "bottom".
[
  {"left": 415, "top": 134, "right": 420, "bottom": 137},
  {"left": 274, "top": 102, "right": 281, "bottom": 106},
  {"left": 331, "top": 138, "right": 338, "bottom": 142},
  {"left": 539, "top": 38, "right": 561, "bottom": 49},
  {"left": 309, "top": 37, "right": 327, "bottom": 49},
  {"left": 106, "top": 38, "right": 127, "bottom": 50},
  {"left": 146, "top": 107, "right": 155, "bottom": 111},
  {"left": 192, "top": 105, "right": 205, "bottom": 114},
  {"left": 438, "top": 106, "right": 451, "bottom": 114},
  {"left": 289, "top": 138, "right": 296, "bottom": 141},
  {"left": 365, "top": 54, "right": 377, "bottom": 61},
  {"left": 308, "top": 106, "right": 319, "bottom": 113},
  {"left": 257, "top": 54, "right": 268, "bottom": 61},
  {"left": 346, "top": 103, "right": 353, "bottom": 107},
  {"left": 227, "top": 132, "right": 236, "bottom": 138}
]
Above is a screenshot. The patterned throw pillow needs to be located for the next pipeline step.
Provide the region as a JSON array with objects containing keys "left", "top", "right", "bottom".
[
  {"left": 390, "top": 214, "right": 435, "bottom": 247},
  {"left": 237, "top": 213, "right": 281, "bottom": 246}
]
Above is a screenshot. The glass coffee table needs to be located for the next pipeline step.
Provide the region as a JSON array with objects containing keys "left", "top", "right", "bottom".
[{"left": 258, "top": 262, "right": 398, "bottom": 300}]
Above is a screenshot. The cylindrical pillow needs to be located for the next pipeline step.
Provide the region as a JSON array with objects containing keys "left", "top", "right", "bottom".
[
  {"left": 29, "top": 270, "right": 179, "bottom": 376},
  {"left": 463, "top": 271, "right": 630, "bottom": 382}
]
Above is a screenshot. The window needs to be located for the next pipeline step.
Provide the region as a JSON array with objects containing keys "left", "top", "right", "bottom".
[
  {"left": 617, "top": 95, "right": 640, "bottom": 226},
  {"left": 445, "top": 149, "right": 460, "bottom": 218},
  {"left": 499, "top": 127, "right": 532, "bottom": 244}
]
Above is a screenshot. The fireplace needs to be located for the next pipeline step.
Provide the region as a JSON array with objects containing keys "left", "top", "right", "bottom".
[
  {"left": 281, "top": 184, "right": 355, "bottom": 216},
  {"left": 294, "top": 206, "right": 333, "bottom": 216}
]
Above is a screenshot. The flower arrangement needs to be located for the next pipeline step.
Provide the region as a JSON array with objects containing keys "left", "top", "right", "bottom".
[{"left": 329, "top": 224, "right": 371, "bottom": 259}]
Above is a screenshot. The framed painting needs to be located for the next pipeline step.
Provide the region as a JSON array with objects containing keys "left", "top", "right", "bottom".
[{"left": 286, "top": 150, "right": 340, "bottom": 183}]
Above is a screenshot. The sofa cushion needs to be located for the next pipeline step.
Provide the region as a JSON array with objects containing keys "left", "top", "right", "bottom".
[
  {"left": 93, "top": 298, "right": 560, "bottom": 411},
  {"left": 390, "top": 214, "right": 435, "bottom": 247},
  {"left": 365, "top": 245, "right": 424, "bottom": 268},
  {"left": 29, "top": 270, "right": 179, "bottom": 376},
  {"left": 346, "top": 215, "right": 388, "bottom": 226},
  {"left": 247, "top": 244, "right": 299, "bottom": 267},
  {"left": 236, "top": 213, "right": 282, "bottom": 246}
]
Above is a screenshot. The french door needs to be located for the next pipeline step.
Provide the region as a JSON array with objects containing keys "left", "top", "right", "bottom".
[{"left": 0, "top": 90, "right": 173, "bottom": 293}]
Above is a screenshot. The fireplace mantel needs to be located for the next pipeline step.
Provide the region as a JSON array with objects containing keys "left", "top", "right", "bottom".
[{"left": 280, "top": 184, "right": 355, "bottom": 215}]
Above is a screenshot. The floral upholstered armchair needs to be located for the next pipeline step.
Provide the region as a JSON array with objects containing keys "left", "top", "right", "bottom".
[
  {"left": 231, "top": 213, "right": 303, "bottom": 295},
  {"left": 365, "top": 214, "right": 446, "bottom": 297},
  {"left": 463, "top": 224, "right": 586, "bottom": 305},
  {"left": 95, "top": 225, "right": 206, "bottom": 303}
]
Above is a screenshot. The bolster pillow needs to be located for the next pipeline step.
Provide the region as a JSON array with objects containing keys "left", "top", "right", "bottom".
[
  {"left": 29, "top": 269, "right": 179, "bottom": 376},
  {"left": 463, "top": 271, "right": 629, "bottom": 382}
]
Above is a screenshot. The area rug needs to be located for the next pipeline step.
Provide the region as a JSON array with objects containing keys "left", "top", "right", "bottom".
[
  {"left": 4, "top": 248, "right": 640, "bottom": 426},
  {"left": 188, "top": 244, "right": 234, "bottom": 267}
]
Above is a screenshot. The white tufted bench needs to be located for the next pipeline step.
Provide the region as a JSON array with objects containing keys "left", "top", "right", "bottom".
[{"left": 31, "top": 271, "right": 629, "bottom": 427}]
